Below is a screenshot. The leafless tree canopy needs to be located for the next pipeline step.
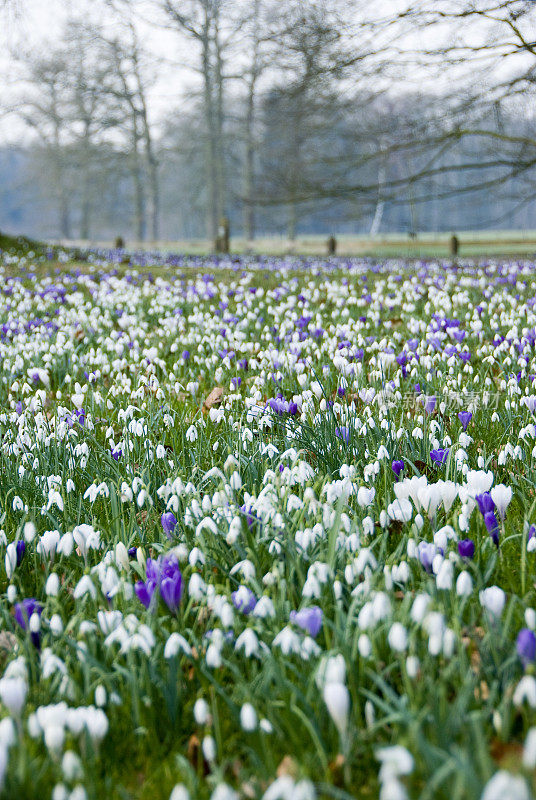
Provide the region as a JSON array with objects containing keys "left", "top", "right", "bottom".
[{"left": 2, "top": 0, "right": 536, "bottom": 241}]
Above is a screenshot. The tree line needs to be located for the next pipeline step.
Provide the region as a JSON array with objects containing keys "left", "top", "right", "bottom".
[{"left": 2, "top": 0, "right": 536, "bottom": 242}]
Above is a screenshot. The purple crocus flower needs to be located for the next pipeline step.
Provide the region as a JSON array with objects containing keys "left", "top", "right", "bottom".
[
  {"left": 392, "top": 460, "right": 405, "bottom": 478},
  {"left": 430, "top": 448, "right": 449, "bottom": 465},
  {"left": 159, "top": 555, "right": 183, "bottom": 612},
  {"left": 14, "top": 598, "right": 43, "bottom": 647},
  {"left": 135, "top": 580, "right": 156, "bottom": 609},
  {"left": 15, "top": 540, "right": 25, "bottom": 566},
  {"left": 417, "top": 541, "right": 441, "bottom": 573},
  {"left": 290, "top": 606, "right": 323, "bottom": 638},
  {"left": 458, "top": 539, "right": 475, "bottom": 559},
  {"left": 423, "top": 395, "right": 436, "bottom": 414},
  {"left": 335, "top": 426, "right": 350, "bottom": 444},
  {"left": 182, "top": 350, "right": 190, "bottom": 361},
  {"left": 458, "top": 411, "right": 472, "bottom": 431},
  {"left": 337, "top": 386, "right": 346, "bottom": 398},
  {"left": 517, "top": 628, "right": 536, "bottom": 666},
  {"left": 475, "top": 492, "right": 495, "bottom": 516},
  {"left": 111, "top": 446, "right": 122, "bottom": 461},
  {"left": 240, "top": 505, "right": 259, "bottom": 528},
  {"left": 135, "top": 554, "right": 183, "bottom": 613},
  {"left": 161, "top": 512, "right": 178, "bottom": 539},
  {"left": 14, "top": 598, "right": 42, "bottom": 629},
  {"left": 232, "top": 586, "right": 257, "bottom": 614},
  {"left": 484, "top": 511, "right": 500, "bottom": 546}
]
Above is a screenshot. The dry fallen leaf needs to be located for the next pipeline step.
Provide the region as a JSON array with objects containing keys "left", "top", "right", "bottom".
[{"left": 203, "top": 386, "right": 224, "bottom": 411}]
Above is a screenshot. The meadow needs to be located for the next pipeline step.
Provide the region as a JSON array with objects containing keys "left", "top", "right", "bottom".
[{"left": 0, "top": 243, "right": 536, "bottom": 799}]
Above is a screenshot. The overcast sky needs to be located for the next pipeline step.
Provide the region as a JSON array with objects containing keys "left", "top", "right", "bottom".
[{"left": 0, "top": 0, "right": 531, "bottom": 145}]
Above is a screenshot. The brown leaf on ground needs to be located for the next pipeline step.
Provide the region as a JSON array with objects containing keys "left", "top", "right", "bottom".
[
  {"left": 203, "top": 386, "right": 224, "bottom": 412},
  {"left": 490, "top": 739, "right": 523, "bottom": 768}
]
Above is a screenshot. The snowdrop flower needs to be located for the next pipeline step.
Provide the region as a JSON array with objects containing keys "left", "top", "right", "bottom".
[
  {"left": 523, "top": 728, "right": 536, "bottom": 769},
  {"left": 240, "top": 703, "right": 257, "bottom": 731},
  {"left": 388, "top": 623, "right": 408, "bottom": 652},
  {"left": 193, "top": 698, "right": 210, "bottom": 725},
  {"left": 316, "top": 653, "right": 346, "bottom": 688},
  {"left": 164, "top": 633, "right": 192, "bottom": 658},
  {"left": 73, "top": 575, "right": 97, "bottom": 600},
  {"left": 513, "top": 675, "right": 536, "bottom": 708},
  {"left": 435, "top": 560, "right": 453, "bottom": 590},
  {"left": 45, "top": 573, "right": 60, "bottom": 596},
  {"left": 376, "top": 745, "right": 414, "bottom": 781},
  {"left": 0, "top": 677, "right": 27, "bottom": 715},
  {"left": 323, "top": 682, "right": 349, "bottom": 737},
  {"left": 480, "top": 771, "right": 530, "bottom": 800},
  {"left": 479, "top": 586, "right": 506, "bottom": 619}
]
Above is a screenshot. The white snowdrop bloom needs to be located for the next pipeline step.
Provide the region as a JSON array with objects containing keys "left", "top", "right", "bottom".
[
  {"left": 406, "top": 656, "right": 420, "bottom": 678},
  {"left": 490, "top": 484, "right": 512, "bottom": 519},
  {"left": 357, "top": 633, "right": 372, "bottom": 658},
  {"left": 410, "top": 594, "right": 430, "bottom": 624},
  {"left": 272, "top": 626, "right": 302, "bottom": 655},
  {"left": 210, "top": 785, "right": 238, "bottom": 800},
  {"left": 193, "top": 698, "right": 210, "bottom": 725},
  {"left": 259, "top": 718, "right": 273, "bottom": 734},
  {"left": 45, "top": 573, "right": 60, "bottom": 596},
  {"left": 23, "top": 521, "right": 36, "bottom": 542},
  {"left": 49, "top": 614, "right": 63, "bottom": 636},
  {"left": 240, "top": 703, "right": 257, "bottom": 731},
  {"left": 456, "top": 571, "right": 473, "bottom": 596},
  {"left": 0, "top": 718, "right": 15, "bottom": 748},
  {"left": 37, "top": 530, "right": 61, "bottom": 558},
  {"left": 523, "top": 727, "right": 536, "bottom": 768},
  {"left": 6, "top": 585, "right": 16, "bottom": 604},
  {"left": 95, "top": 686, "right": 107, "bottom": 708},
  {"left": 252, "top": 595, "right": 275, "bottom": 619},
  {"left": 525, "top": 609, "right": 536, "bottom": 630},
  {"left": 169, "top": 786, "right": 190, "bottom": 800},
  {"left": 513, "top": 676, "right": 536, "bottom": 708},
  {"left": 12, "top": 496, "right": 25, "bottom": 512},
  {"left": 235, "top": 629, "right": 260, "bottom": 657},
  {"left": 202, "top": 735, "right": 216, "bottom": 762},
  {"left": 186, "top": 425, "right": 198, "bottom": 442},
  {"left": 323, "top": 682, "right": 349, "bottom": 737},
  {"left": 57, "top": 533, "right": 74, "bottom": 557},
  {"left": 391, "top": 562, "right": 410, "bottom": 583},
  {"left": 480, "top": 771, "right": 530, "bottom": 800},
  {"left": 0, "top": 677, "right": 27, "bottom": 715},
  {"left": 73, "top": 575, "right": 97, "bottom": 600},
  {"left": 388, "top": 623, "right": 408, "bottom": 652},
  {"left": 4, "top": 544, "right": 17, "bottom": 579},
  {"left": 44, "top": 724, "right": 65, "bottom": 754},
  {"left": 435, "top": 560, "right": 453, "bottom": 590},
  {"left": 479, "top": 586, "right": 506, "bottom": 619},
  {"left": 376, "top": 745, "right": 414, "bottom": 781},
  {"left": 362, "top": 516, "right": 375, "bottom": 536},
  {"left": 188, "top": 574, "right": 207, "bottom": 600},
  {"left": 164, "top": 633, "right": 192, "bottom": 658},
  {"left": 62, "top": 750, "right": 83, "bottom": 781},
  {"left": 316, "top": 653, "right": 346, "bottom": 688}
]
